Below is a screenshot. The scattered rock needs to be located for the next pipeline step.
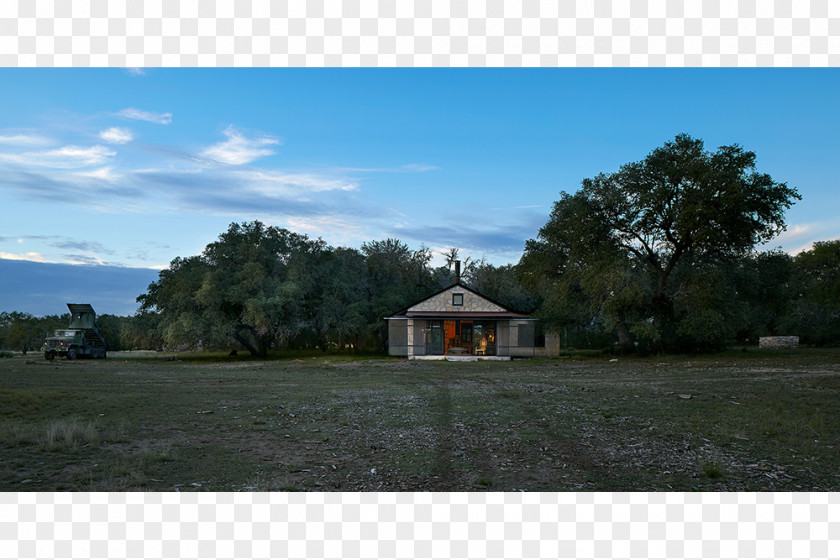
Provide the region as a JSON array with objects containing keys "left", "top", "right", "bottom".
[{"left": 678, "top": 394, "right": 692, "bottom": 400}]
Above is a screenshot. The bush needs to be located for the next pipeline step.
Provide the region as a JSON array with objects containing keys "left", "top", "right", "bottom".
[{"left": 0, "top": 351, "right": 14, "bottom": 358}]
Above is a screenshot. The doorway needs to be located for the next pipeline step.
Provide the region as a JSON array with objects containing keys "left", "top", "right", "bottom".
[{"left": 425, "top": 320, "right": 444, "bottom": 355}]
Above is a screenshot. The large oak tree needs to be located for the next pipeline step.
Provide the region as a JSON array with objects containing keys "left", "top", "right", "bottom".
[
  {"left": 139, "top": 221, "right": 319, "bottom": 357},
  {"left": 520, "top": 134, "right": 801, "bottom": 350}
]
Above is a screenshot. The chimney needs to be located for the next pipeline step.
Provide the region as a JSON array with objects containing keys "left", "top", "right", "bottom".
[{"left": 455, "top": 260, "right": 461, "bottom": 284}]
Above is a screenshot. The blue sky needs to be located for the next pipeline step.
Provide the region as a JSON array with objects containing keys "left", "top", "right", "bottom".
[{"left": 1, "top": 69, "right": 839, "bottom": 313}]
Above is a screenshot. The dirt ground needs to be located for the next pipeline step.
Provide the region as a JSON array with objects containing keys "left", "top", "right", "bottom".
[{"left": 1, "top": 349, "right": 839, "bottom": 491}]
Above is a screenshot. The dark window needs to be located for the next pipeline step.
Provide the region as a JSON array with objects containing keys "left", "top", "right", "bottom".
[
  {"left": 535, "top": 322, "right": 546, "bottom": 347},
  {"left": 517, "top": 323, "right": 535, "bottom": 347},
  {"left": 452, "top": 293, "right": 464, "bottom": 306}
]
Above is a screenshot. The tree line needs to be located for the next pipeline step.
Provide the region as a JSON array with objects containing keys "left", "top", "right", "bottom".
[
  {"left": 0, "top": 311, "right": 148, "bottom": 354},
  {"left": 132, "top": 225, "right": 534, "bottom": 357},
  {"left": 2, "top": 134, "right": 838, "bottom": 356}
]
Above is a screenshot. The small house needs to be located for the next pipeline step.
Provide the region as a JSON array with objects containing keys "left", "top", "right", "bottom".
[{"left": 385, "top": 262, "right": 544, "bottom": 360}]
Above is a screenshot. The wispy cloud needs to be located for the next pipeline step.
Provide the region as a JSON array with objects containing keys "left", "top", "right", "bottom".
[
  {"left": 762, "top": 221, "right": 840, "bottom": 255},
  {"left": 201, "top": 126, "right": 280, "bottom": 165},
  {"left": 391, "top": 224, "right": 535, "bottom": 255},
  {"left": 0, "top": 145, "right": 115, "bottom": 169},
  {"left": 283, "top": 216, "right": 369, "bottom": 244},
  {"left": 0, "top": 133, "right": 53, "bottom": 147},
  {"left": 339, "top": 163, "right": 438, "bottom": 173},
  {"left": 74, "top": 167, "right": 121, "bottom": 182},
  {"left": 62, "top": 254, "right": 122, "bottom": 267},
  {"left": 117, "top": 108, "right": 172, "bottom": 125},
  {"left": 50, "top": 239, "right": 112, "bottom": 254},
  {"left": 0, "top": 252, "right": 48, "bottom": 263},
  {"left": 99, "top": 127, "right": 134, "bottom": 144},
  {"left": 0, "top": 235, "right": 50, "bottom": 243},
  {"left": 486, "top": 204, "right": 544, "bottom": 211},
  {"left": 129, "top": 166, "right": 371, "bottom": 221},
  {"left": 243, "top": 170, "right": 358, "bottom": 196},
  {"left": 401, "top": 163, "right": 438, "bottom": 172}
]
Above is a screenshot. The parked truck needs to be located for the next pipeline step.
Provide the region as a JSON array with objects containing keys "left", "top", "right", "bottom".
[{"left": 43, "top": 303, "right": 107, "bottom": 360}]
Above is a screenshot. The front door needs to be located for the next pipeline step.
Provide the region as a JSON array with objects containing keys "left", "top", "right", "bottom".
[
  {"left": 461, "top": 323, "right": 473, "bottom": 348},
  {"left": 425, "top": 320, "right": 444, "bottom": 355}
]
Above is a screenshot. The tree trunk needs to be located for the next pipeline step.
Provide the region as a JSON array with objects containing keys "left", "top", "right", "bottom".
[
  {"left": 234, "top": 332, "right": 267, "bottom": 358},
  {"left": 616, "top": 320, "right": 634, "bottom": 352}
]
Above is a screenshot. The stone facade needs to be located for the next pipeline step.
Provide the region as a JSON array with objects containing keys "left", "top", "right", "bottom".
[
  {"left": 407, "top": 285, "right": 506, "bottom": 313},
  {"left": 759, "top": 336, "right": 799, "bottom": 349}
]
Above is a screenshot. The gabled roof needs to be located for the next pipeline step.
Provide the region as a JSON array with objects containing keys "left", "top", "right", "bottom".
[{"left": 386, "top": 281, "right": 529, "bottom": 319}]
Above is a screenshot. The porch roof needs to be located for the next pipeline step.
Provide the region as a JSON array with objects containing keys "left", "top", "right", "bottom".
[{"left": 403, "top": 311, "right": 530, "bottom": 319}]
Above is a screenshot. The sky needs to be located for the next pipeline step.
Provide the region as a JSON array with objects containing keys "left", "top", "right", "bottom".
[{"left": 1, "top": 68, "right": 839, "bottom": 314}]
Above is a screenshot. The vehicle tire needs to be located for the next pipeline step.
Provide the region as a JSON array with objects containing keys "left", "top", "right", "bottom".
[
  {"left": 45, "top": 351, "right": 55, "bottom": 361},
  {"left": 67, "top": 348, "right": 77, "bottom": 360}
]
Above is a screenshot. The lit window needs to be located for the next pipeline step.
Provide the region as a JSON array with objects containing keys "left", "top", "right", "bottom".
[{"left": 452, "top": 293, "right": 464, "bottom": 306}]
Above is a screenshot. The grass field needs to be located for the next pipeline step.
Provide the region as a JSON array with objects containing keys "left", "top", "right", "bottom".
[{"left": 1, "top": 348, "right": 839, "bottom": 492}]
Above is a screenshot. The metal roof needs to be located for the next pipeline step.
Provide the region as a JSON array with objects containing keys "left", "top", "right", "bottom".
[
  {"left": 404, "top": 311, "right": 529, "bottom": 319},
  {"left": 387, "top": 280, "right": 531, "bottom": 318},
  {"left": 67, "top": 303, "right": 96, "bottom": 315}
]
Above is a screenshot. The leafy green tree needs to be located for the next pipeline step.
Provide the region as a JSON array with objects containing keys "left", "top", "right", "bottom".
[
  {"left": 139, "top": 221, "right": 320, "bottom": 357},
  {"left": 362, "top": 239, "right": 436, "bottom": 352},
  {"left": 95, "top": 314, "right": 124, "bottom": 351},
  {"left": 121, "top": 312, "right": 164, "bottom": 351},
  {"left": 728, "top": 250, "right": 795, "bottom": 343},
  {"left": 468, "top": 261, "right": 536, "bottom": 313},
  {"left": 790, "top": 240, "right": 840, "bottom": 346},
  {"left": 521, "top": 134, "right": 800, "bottom": 351},
  {"left": 309, "top": 246, "right": 369, "bottom": 351},
  {"left": 138, "top": 255, "right": 211, "bottom": 350},
  {"left": 0, "top": 312, "right": 57, "bottom": 353}
]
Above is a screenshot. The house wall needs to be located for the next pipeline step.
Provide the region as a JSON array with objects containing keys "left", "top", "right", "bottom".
[
  {"left": 534, "top": 332, "right": 562, "bottom": 357},
  {"left": 390, "top": 317, "right": 565, "bottom": 358},
  {"left": 509, "top": 319, "right": 537, "bottom": 357},
  {"left": 408, "top": 286, "right": 507, "bottom": 314},
  {"left": 387, "top": 319, "right": 408, "bottom": 356},
  {"left": 496, "top": 320, "right": 510, "bottom": 356}
]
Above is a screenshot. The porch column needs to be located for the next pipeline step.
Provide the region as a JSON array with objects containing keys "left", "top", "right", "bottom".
[{"left": 406, "top": 318, "right": 414, "bottom": 358}]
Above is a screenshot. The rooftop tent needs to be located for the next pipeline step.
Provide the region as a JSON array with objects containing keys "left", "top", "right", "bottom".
[{"left": 67, "top": 303, "right": 97, "bottom": 329}]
